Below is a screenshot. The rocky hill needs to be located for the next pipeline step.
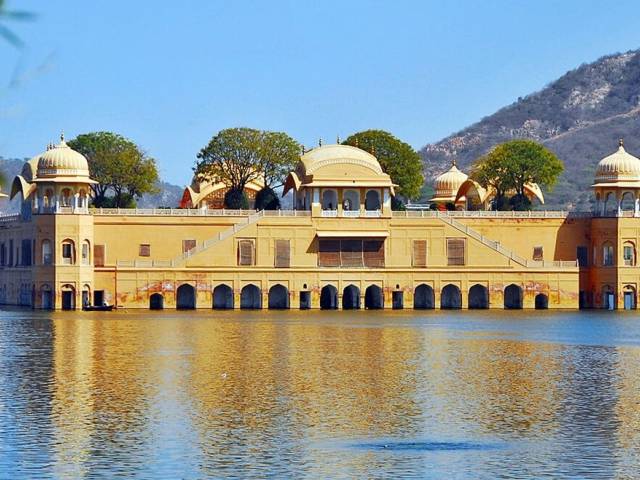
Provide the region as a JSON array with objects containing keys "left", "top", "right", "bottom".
[{"left": 421, "top": 49, "right": 640, "bottom": 210}]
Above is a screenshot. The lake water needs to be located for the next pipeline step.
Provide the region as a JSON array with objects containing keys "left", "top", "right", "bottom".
[{"left": 1, "top": 308, "right": 640, "bottom": 479}]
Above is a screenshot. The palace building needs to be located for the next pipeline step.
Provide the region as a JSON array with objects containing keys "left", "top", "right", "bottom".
[{"left": 1, "top": 136, "right": 640, "bottom": 311}]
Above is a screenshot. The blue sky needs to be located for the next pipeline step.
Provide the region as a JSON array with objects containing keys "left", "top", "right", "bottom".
[{"left": 1, "top": 0, "right": 640, "bottom": 185}]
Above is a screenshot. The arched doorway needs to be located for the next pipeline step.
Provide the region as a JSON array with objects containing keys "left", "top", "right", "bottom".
[
  {"left": 441, "top": 284, "right": 462, "bottom": 309},
  {"left": 213, "top": 284, "right": 234, "bottom": 309},
  {"left": 176, "top": 284, "right": 196, "bottom": 309},
  {"left": 365, "top": 285, "right": 383, "bottom": 309},
  {"left": 61, "top": 284, "right": 76, "bottom": 311},
  {"left": 468, "top": 284, "right": 489, "bottom": 309},
  {"left": 365, "top": 190, "right": 381, "bottom": 210},
  {"left": 535, "top": 293, "right": 549, "bottom": 309},
  {"left": 504, "top": 284, "right": 523, "bottom": 309},
  {"left": 150, "top": 293, "right": 164, "bottom": 310},
  {"left": 602, "top": 285, "right": 615, "bottom": 310},
  {"left": 240, "top": 284, "right": 261, "bottom": 309},
  {"left": 342, "top": 284, "right": 360, "bottom": 309},
  {"left": 623, "top": 286, "right": 636, "bottom": 310},
  {"left": 414, "top": 284, "right": 435, "bottom": 309},
  {"left": 268, "top": 284, "right": 289, "bottom": 309},
  {"left": 320, "top": 285, "right": 338, "bottom": 310},
  {"left": 41, "top": 284, "right": 53, "bottom": 310}
]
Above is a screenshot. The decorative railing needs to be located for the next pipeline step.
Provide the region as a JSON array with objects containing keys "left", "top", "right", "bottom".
[
  {"left": 392, "top": 210, "right": 594, "bottom": 219},
  {"left": 92, "top": 208, "right": 311, "bottom": 217},
  {"left": 0, "top": 214, "right": 20, "bottom": 224},
  {"left": 342, "top": 211, "right": 361, "bottom": 218},
  {"left": 321, "top": 210, "right": 338, "bottom": 217},
  {"left": 364, "top": 210, "right": 382, "bottom": 217}
]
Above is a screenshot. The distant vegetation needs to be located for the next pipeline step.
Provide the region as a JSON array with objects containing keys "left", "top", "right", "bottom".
[{"left": 422, "top": 49, "right": 640, "bottom": 210}]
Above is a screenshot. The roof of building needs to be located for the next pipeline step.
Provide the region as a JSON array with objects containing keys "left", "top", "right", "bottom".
[
  {"left": 34, "top": 134, "right": 94, "bottom": 182},
  {"left": 430, "top": 161, "right": 468, "bottom": 203},
  {"left": 593, "top": 140, "right": 640, "bottom": 185},
  {"left": 283, "top": 144, "right": 395, "bottom": 195}
]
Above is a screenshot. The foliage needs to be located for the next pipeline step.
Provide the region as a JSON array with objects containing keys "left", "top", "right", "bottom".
[
  {"left": 196, "top": 128, "right": 300, "bottom": 193},
  {"left": 68, "top": 131, "right": 159, "bottom": 208},
  {"left": 391, "top": 197, "right": 406, "bottom": 211},
  {"left": 255, "top": 186, "right": 280, "bottom": 210},
  {"left": 471, "top": 140, "right": 563, "bottom": 210},
  {"left": 343, "top": 130, "right": 423, "bottom": 199},
  {"left": 0, "top": 0, "right": 36, "bottom": 48},
  {"left": 224, "top": 188, "right": 249, "bottom": 210}
]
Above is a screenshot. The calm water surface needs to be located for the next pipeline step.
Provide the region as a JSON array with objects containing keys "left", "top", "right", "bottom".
[{"left": 1, "top": 308, "right": 640, "bottom": 479}]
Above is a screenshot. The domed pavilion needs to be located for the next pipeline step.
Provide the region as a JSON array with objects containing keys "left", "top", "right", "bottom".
[
  {"left": 429, "top": 160, "right": 468, "bottom": 209},
  {"left": 592, "top": 139, "right": 640, "bottom": 217},
  {"left": 283, "top": 144, "right": 395, "bottom": 218},
  {"left": 10, "top": 134, "right": 97, "bottom": 214}
]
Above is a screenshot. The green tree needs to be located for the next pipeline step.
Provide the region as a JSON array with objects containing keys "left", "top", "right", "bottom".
[
  {"left": 196, "top": 128, "right": 300, "bottom": 208},
  {"left": 471, "top": 139, "right": 564, "bottom": 211},
  {"left": 68, "top": 131, "right": 159, "bottom": 207},
  {"left": 342, "top": 130, "right": 424, "bottom": 200}
]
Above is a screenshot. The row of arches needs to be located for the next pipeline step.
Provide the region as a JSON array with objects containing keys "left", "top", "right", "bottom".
[{"left": 155, "top": 283, "right": 549, "bottom": 310}]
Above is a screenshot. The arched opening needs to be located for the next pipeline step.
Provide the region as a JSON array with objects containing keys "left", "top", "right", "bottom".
[
  {"left": 43, "top": 188, "right": 53, "bottom": 208},
  {"left": 602, "top": 285, "right": 615, "bottom": 310},
  {"left": 604, "top": 192, "right": 616, "bottom": 216},
  {"left": 213, "top": 284, "right": 234, "bottom": 309},
  {"left": 504, "top": 284, "right": 523, "bottom": 309},
  {"left": 150, "top": 293, "right": 164, "bottom": 310},
  {"left": 78, "top": 189, "right": 88, "bottom": 208},
  {"left": 365, "top": 284, "right": 384, "bottom": 309},
  {"left": 392, "top": 290, "right": 404, "bottom": 309},
  {"left": 342, "top": 189, "right": 360, "bottom": 212},
  {"left": 240, "top": 284, "right": 261, "bottom": 309},
  {"left": 623, "top": 286, "right": 636, "bottom": 310},
  {"left": 268, "top": 284, "right": 289, "bottom": 309},
  {"left": 468, "top": 284, "right": 489, "bottom": 309},
  {"left": 61, "top": 239, "right": 75, "bottom": 265},
  {"left": 621, "top": 191, "right": 635, "bottom": 211},
  {"left": 176, "top": 284, "right": 196, "bottom": 310},
  {"left": 61, "top": 284, "right": 75, "bottom": 311},
  {"left": 82, "top": 284, "right": 91, "bottom": 309},
  {"left": 342, "top": 284, "right": 360, "bottom": 309},
  {"left": 320, "top": 285, "right": 338, "bottom": 310},
  {"left": 623, "top": 241, "right": 636, "bottom": 266},
  {"left": 41, "top": 284, "right": 53, "bottom": 310},
  {"left": 81, "top": 240, "right": 91, "bottom": 265},
  {"left": 365, "top": 190, "right": 381, "bottom": 210},
  {"left": 602, "top": 242, "right": 614, "bottom": 266},
  {"left": 441, "top": 284, "right": 462, "bottom": 309},
  {"left": 535, "top": 293, "right": 549, "bottom": 309},
  {"left": 61, "top": 188, "right": 73, "bottom": 207},
  {"left": 413, "top": 284, "right": 435, "bottom": 309},
  {"left": 42, "top": 239, "right": 52, "bottom": 265},
  {"left": 299, "top": 290, "right": 311, "bottom": 309},
  {"left": 321, "top": 189, "right": 338, "bottom": 210},
  {"left": 594, "top": 192, "right": 601, "bottom": 214}
]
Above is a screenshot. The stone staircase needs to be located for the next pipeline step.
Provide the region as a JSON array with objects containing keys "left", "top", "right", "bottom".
[{"left": 436, "top": 212, "right": 576, "bottom": 268}]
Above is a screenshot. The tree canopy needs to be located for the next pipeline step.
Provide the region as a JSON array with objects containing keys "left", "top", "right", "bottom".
[
  {"left": 471, "top": 139, "right": 564, "bottom": 210},
  {"left": 68, "top": 131, "right": 159, "bottom": 208},
  {"left": 196, "top": 128, "right": 300, "bottom": 208},
  {"left": 342, "top": 130, "right": 424, "bottom": 200}
]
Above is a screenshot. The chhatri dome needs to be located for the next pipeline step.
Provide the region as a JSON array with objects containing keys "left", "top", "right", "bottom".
[
  {"left": 429, "top": 160, "right": 468, "bottom": 206},
  {"left": 593, "top": 139, "right": 640, "bottom": 186},
  {"left": 35, "top": 133, "right": 92, "bottom": 181}
]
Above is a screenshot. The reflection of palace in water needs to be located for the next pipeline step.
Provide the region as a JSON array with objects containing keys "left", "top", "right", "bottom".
[{"left": 2, "top": 136, "right": 640, "bottom": 310}]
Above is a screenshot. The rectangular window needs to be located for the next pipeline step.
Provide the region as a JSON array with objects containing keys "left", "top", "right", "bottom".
[
  {"left": 139, "top": 244, "right": 151, "bottom": 257},
  {"left": 274, "top": 239, "right": 290, "bottom": 268},
  {"left": 624, "top": 245, "right": 634, "bottom": 266},
  {"left": 318, "top": 239, "right": 340, "bottom": 267},
  {"left": 318, "top": 238, "right": 385, "bottom": 267},
  {"left": 0, "top": 243, "right": 5, "bottom": 266},
  {"left": 447, "top": 238, "right": 465, "bottom": 266},
  {"left": 238, "top": 239, "right": 255, "bottom": 266},
  {"left": 577, "top": 246, "right": 588, "bottom": 267},
  {"left": 182, "top": 239, "right": 196, "bottom": 254},
  {"left": 413, "top": 240, "right": 427, "bottom": 267},
  {"left": 363, "top": 240, "right": 385, "bottom": 267},
  {"left": 62, "top": 243, "right": 72, "bottom": 264},
  {"left": 21, "top": 239, "right": 32, "bottom": 266},
  {"left": 533, "top": 246, "right": 543, "bottom": 261},
  {"left": 94, "top": 245, "right": 105, "bottom": 267}
]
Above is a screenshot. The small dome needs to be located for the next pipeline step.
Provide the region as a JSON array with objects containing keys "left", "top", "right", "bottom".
[
  {"left": 36, "top": 134, "right": 90, "bottom": 178},
  {"left": 594, "top": 140, "right": 640, "bottom": 183},
  {"left": 433, "top": 161, "right": 468, "bottom": 199},
  {"left": 300, "top": 144, "right": 383, "bottom": 176},
  {"left": 21, "top": 153, "right": 44, "bottom": 182}
]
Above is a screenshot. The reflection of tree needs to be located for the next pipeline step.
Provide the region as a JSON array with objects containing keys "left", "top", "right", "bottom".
[{"left": 0, "top": 0, "right": 35, "bottom": 48}]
